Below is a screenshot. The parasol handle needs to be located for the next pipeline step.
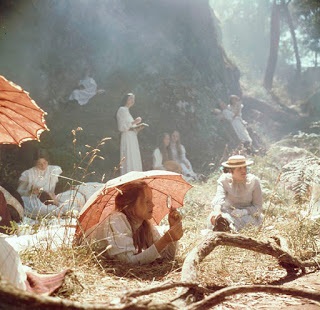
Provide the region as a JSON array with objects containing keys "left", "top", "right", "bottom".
[{"left": 167, "top": 195, "right": 180, "bottom": 220}]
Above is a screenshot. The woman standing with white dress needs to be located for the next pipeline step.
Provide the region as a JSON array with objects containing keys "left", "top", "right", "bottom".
[{"left": 116, "top": 93, "right": 145, "bottom": 175}]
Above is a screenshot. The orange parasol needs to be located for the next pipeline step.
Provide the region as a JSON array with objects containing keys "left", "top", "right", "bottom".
[
  {"left": 0, "top": 75, "right": 48, "bottom": 146},
  {"left": 75, "top": 170, "right": 193, "bottom": 240}
]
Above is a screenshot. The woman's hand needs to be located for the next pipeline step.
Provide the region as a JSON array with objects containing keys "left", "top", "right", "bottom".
[
  {"left": 210, "top": 213, "right": 222, "bottom": 226},
  {"left": 168, "top": 208, "right": 182, "bottom": 227},
  {"left": 31, "top": 187, "right": 41, "bottom": 195},
  {"left": 133, "top": 117, "right": 142, "bottom": 125},
  {"left": 48, "top": 192, "right": 59, "bottom": 206},
  {"left": 165, "top": 221, "right": 183, "bottom": 242}
]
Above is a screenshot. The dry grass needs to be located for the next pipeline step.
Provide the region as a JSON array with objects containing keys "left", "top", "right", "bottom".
[{"left": 19, "top": 153, "right": 320, "bottom": 307}]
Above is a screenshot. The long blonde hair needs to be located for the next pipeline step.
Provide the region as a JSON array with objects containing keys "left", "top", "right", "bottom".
[{"left": 115, "top": 181, "right": 154, "bottom": 252}]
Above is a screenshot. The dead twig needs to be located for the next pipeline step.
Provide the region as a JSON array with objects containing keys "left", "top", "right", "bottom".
[{"left": 186, "top": 285, "right": 320, "bottom": 310}]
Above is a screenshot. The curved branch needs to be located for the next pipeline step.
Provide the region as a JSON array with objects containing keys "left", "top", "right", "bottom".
[
  {"left": 186, "top": 285, "right": 320, "bottom": 310},
  {"left": 181, "top": 231, "right": 320, "bottom": 283}
]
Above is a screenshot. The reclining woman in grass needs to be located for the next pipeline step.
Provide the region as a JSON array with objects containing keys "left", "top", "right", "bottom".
[
  {"left": 17, "top": 150, "right": 63, "bottom": 219},
  {"left": 84, "top": 181, "right": 183, "bottom": 265},
  {"left": 208, "top": 155, "right": 263, "bottom": 232}
]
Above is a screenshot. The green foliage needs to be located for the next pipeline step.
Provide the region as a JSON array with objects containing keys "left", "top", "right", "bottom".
[
  {"left": 211, "top": 0, "right": 271, "bottom": 78},
  {"left": 280, "top": 155, "right": 320, "bottom": 204},
  {"left": 292, "top": 0, "right": 320, "bottom": 55}
]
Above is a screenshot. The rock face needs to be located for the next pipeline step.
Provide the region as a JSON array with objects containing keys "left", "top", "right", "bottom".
[{"left": 1, "top": 0, "right": 241, "bottom": 179}]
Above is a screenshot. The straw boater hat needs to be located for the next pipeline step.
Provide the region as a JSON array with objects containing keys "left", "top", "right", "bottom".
[{"left": 221, "top": 155, "right": 253, "bottom": 168}]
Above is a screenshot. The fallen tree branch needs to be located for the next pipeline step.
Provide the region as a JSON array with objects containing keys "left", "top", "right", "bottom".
[
  {"left": 181, "top": 231, "right": 320, "bottom": 283},
  {"left": 123, "top": 281, "right": 210, "bottom": 299},
  {"left": 0, "top": 278, "right": 177, "bottom": 310},
  {"left": 186, "top": 285, "right": 320, "bottom": 310}
]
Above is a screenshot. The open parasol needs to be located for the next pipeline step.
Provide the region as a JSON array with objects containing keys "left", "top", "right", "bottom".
[
  {"left": 0, "top": 75, "right": 48, "bottom": 146},
  {"left": 75, "top": 170, "right": 193, "bottom": 239}
]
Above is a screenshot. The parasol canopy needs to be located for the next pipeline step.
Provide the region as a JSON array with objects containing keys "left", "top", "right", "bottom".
[
  {"left": 75, "top": 170, "right": 193, "bottom": 239},
  {"left": 0, "top": 75, "right": 48, "bottom": 146}
]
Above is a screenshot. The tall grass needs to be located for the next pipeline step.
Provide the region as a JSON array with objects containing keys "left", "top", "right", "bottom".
[{"left": 18, "top": 133, "right": 320, "bottom": 304}]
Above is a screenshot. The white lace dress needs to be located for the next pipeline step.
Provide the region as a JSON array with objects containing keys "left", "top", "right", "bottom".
[
  {"left": 17, "top": 165, "right": 62, "bottom": 219},
  {"left": 116, "top": 106, "right": 142, "bottom": 175},
  {"left": 84, "top": 211, "right": 177, "bottom": 265},
  {"left": 170, "top": 143, "right": 197, "bottom": 178}
]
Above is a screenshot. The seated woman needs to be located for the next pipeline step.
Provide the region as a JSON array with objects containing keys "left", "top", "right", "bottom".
[
  {"left": 152, "top": 132, "right": 182, "bottom": 173},
  {"left": 228, "top": 95, "right": 252, "bottom": 149},
  {"left": 69, "top": 68, "right": 105, "bottom": 106},
  {"left": 170, "top": 130, "right": 198, "bottom": 180},
  {"left": 84, "top": 181, "right": 183, "bottom": 265},
  {"left": 208, "top": 155, "right": 263, "bottom": 232},
  {"left": 17, "top": 150, "right": 63, "bottom": 219}
]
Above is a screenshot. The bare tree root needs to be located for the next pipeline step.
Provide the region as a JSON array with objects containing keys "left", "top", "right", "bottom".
[
  {"left": 1, "top": 231, "right": 319, "bottom": 309},
  {"left": 1, "top": 277, "right": 320, "bottom": 309},
  {"left": 186, "top": 285, "right": 320, "bottom": 310},
  {"left": 181, "top": 231, "right": 320, "bottom": 284}
]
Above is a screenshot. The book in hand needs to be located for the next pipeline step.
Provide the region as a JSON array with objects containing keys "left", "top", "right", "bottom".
[{"left": 131, "top": 123, "right": 149, "bottom": 129}]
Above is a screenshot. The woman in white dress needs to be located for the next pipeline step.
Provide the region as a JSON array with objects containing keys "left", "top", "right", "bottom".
[
  {"left": 69, "top": 69, "right": 105, "bottom": 105},
  {"left": 229, "top": 95, "right": 252, "bottom": 146},
  {"left": 116, "top": 93, "right": 145, "bottom": 175},
  {"left": 152, "top": 132, "right": 182, "bottom": 173},
  {"left": 170, "top": 130, "right": 197, "bottom": 180},
  {"left": 17, "top": 151, "right": 62, "bottom": 219},
  {"left": 83, "top": 181, "right": 183, "bottom": 264},
  {"left": 208, "top": 155, "right": 263, "bottom": 232}
]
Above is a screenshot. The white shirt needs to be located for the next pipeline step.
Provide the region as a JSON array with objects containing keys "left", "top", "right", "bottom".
[
  {"left": 210, "top": 173, "right": 263, "bottom": 231},
  {"left": 152, "top": 148, "right": 165, "bottom": 170},
  {"left": 85, "top": 211, "right": 176, "bottom": 265}
]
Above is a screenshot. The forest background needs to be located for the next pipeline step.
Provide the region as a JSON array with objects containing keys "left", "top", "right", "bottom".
[
  {"left": 0, "top": 1, "right": 320, "bottom": 308},
  {"left": 0, "top": 0, "right": 319, "bottom": 192}
]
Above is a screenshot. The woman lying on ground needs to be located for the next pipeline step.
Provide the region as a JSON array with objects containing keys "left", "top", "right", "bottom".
[
  {"left": 83, "top": 181, "right": 183, "bottom": 265},
  {"left": 17, "top": 150, "right": 63, "bottom": 219},
  {"left": 17, "top": 150, "right": 95, "bottom": 220},
  {"left": 208, "top": 155, "right": 263, "bottom": 232}
]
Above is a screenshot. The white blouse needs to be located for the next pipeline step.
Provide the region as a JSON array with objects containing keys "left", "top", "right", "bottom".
[
  {"left": 116, "top": 106, "right": 133, "bottom": 132},
  {"left": 210, "top": 173, "right": 263, "bottom": 231},
  {"left": 152, "top": 148, "right": 165, "bottom": 170},
  {"left": 85, "top": 211, "right": 177, "bottom": 265},
  {"left": 17, "top": 165, "right": 62, "bottom": 196}
]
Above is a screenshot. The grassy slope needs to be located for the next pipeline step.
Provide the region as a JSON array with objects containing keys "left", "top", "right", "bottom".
[{"left": 19, "top": 134, "right": 320, "bottom": 308}]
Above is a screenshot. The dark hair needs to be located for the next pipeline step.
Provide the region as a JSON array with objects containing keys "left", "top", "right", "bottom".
[
  {"left": 171, "top": 130, "right": 183, "bottom": 160},
  {"left": 115, "top": 181, "right": 153, "bottom": 252},
  {"left": 39, "top": 191, "right": 54, "bottom": 205},
  {"left": 221, "top": 166, "right": 231, "bottom": 173},
  {"left": 158, "top": 132, "right": 171, "bottom": 163},
  {"left": 229, "top": 95, "right": 240, "bottom": 105},
  {"left": 115, "top": 93, "right": 135, "bottom": 121},
  {"left": 120, "top": 93, "right": 134, "bottom": 107},
  {"left": 33, "top": 149, "right": 50, "bottom": 163}
]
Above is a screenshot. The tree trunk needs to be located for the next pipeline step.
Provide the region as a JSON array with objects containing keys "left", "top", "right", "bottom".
[
  {"left": 263, "top": 0, "right": 281, "bottom": 90},
  {"left": 282, "top": 0, "right": 301, "bottom": 78}
]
